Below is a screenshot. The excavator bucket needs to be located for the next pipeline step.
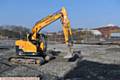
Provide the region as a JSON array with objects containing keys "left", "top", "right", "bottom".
[
  {"left": 63, "top": 44, "right": 81, "bottom": 61},
  {"left": 64, "top": 50, "right": 81, "bottom": 62},
  {"left": 64, "top": 45, "right": 74, "bottom": 58}
]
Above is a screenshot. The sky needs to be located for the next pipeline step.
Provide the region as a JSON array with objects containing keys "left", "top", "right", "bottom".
[{"left": 0, "top": 0, "right": 120, "bottom": 32}]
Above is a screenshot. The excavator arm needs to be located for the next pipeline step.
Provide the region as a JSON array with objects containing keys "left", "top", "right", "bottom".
[{"left": 31, "top": 7, "right": 73, "bottom": 46}]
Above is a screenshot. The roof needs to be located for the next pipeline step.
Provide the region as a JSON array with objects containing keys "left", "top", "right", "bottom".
[{"left": 90, "top": 30, "right": 102, "bottom": 35}]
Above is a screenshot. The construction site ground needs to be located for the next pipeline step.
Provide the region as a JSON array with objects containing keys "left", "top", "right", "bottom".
[{"left": 0, "top": 40, "right": 120, "bottom": 80}]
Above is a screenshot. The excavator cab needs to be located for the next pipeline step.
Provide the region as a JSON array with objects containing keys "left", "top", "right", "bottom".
[{"left": 16, "top": 33, "right": 47, "bottom": 55}]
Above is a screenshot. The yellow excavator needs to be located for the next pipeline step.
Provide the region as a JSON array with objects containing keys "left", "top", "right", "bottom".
[{"left": 9, "top": 7, "right": 74, "bottom": 64}]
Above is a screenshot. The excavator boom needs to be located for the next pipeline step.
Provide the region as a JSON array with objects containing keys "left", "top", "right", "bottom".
[{"left": 31, "top": 7, "right": 73, "bottom": 45}]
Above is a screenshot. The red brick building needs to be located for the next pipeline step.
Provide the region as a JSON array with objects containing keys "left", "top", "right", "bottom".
[{"left": 94, "top": 24, "right": 120, "bottom": 39}]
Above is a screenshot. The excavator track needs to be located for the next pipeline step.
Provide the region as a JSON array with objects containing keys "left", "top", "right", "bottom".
[{"left": 8, "top": 56, "right": 45, "bottom": 65}]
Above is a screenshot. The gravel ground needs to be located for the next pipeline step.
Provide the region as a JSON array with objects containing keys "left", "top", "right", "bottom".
[{"left": 0, "top": 40, "right": 120, "bottom": 80}]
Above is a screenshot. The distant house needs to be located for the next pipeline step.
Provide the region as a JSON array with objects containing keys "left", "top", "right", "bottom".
[
  {"left": 110, "top": 29, "right": 120, "bottom": 41},
  {"left": 94, "top": 24, "right": 120, "bottom": 39}
]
